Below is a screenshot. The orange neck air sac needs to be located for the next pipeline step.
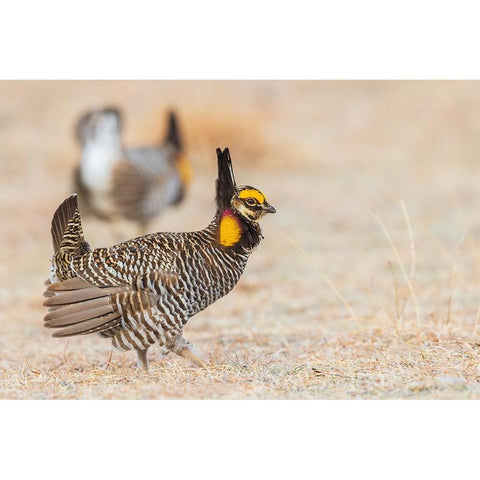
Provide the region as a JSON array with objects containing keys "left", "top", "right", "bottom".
[{"left": 219, "top": 209, "right": 243, "bottom": 247}]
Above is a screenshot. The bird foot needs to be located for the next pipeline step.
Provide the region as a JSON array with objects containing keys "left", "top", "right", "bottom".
[
  {"left": 169, "top": 335, "right": 208, "bottom": 368},
  {"left": 177, "top": 348, "right": 208, "bottom": 368}
]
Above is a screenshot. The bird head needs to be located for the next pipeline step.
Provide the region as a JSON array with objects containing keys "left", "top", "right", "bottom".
[
  {"left": 76, "top": 107, "right": 122, "bottom": 146},
  {"left": 216, "top": 148, "right": 276, "bottom": 224},
  {"left": 231, "top": 185, "right": 276, "bottom": 222}
]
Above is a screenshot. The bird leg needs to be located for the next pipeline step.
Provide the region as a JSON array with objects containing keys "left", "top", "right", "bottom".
[
  {"left": 169, "top": 335, "right": 208, "bottom": 368},
  {"left": 136, "top": 348, "right": 149, "bottom": 371}
]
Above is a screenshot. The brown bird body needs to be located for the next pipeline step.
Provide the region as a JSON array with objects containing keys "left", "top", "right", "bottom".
[
  {"left": 44, "top": 148, "right": 276, "bottom": 370},
  {"left": 73, "top": 107, "right": 191, "bottom": 235}
]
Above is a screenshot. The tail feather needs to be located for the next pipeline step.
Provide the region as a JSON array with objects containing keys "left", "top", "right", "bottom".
[
  {"left": 43, "top": 285, "right": 126, "bottom": 306},
  {"left": 51, "top": 194, "right": 77, "bottom": 252},
  {"left": 45, "top": 303, "right": 114, "bottom": 328},
  {"left": 52, "top": 312, "right": 122, "bottom": 337},
  {"left": 44, "top": 295, "right": 112, "bottom": 318},
  {"left": 45, "top": 277, "right": 91, "bottom": 292},
  {"left": 50, "top": 194, "right": 90, "bottom": 255},
  {"left": 45, "top": 197, "right": 127, "bottom": 339},
  {"left": 43, "top": 279, "right": 128, "bottom": 337}
]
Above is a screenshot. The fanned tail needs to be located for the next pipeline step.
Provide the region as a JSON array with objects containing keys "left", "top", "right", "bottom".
[
  {"left": 51, "top": 194, "right": 89, "bottom": 255},
  {"left": 50, "top": 194, "right": 91, "bottom": 282},
  {"left": 43, "top": 277, "right": 128, "bottom": 338},
  {"left": 44, "top": 200, "right": 129, "bottom": 340}
]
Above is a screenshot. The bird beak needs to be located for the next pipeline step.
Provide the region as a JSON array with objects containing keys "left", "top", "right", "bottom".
[{"left": 263, "top": 202, "right": 276, "bottom": 214}]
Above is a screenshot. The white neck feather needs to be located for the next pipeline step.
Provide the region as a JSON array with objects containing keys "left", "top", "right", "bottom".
[{"left": 80, "top": 138, "right": 123, "bottom": 192}]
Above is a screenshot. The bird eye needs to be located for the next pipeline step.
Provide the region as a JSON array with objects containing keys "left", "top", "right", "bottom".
[{"left": 246, "top": 198, "right": 257, "bottom": 206}]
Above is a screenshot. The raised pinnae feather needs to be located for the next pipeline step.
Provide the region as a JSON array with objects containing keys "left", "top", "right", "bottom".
[
  {"left": 164, "top": 110, "right": 183, "bottom": 150},
  {"left": 215, "top": 147, "right": 237, "bottom": 210}
]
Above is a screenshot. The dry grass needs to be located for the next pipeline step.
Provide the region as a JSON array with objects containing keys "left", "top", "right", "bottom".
[{"left": 2, "top": 80, "right": 480, "bottom": 399}]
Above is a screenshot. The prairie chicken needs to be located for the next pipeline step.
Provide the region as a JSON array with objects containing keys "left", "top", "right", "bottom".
[
  {"left": 74, "top": 107, "right": 191, "bottom": 235},
  {"left": 43, "top": 148, "right": 276, "bottom": 370}
]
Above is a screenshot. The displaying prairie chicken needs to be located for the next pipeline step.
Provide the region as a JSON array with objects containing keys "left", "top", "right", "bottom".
[
  {"left": 74, "top": 107, "right": 191, "bottom": 235},
  {"left": 43, "top": 148, "right": 276, "bottom": 370}
]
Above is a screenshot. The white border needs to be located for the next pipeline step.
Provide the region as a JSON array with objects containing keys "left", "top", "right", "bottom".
[
  {"left": 2, "top": 2, "right": 480, "bottom": 478},
  {"left": 2, "top": 1, "right": 480, "bottom": 78},
  {"left": 1, "top": 401, "right": 479, "bottom": 479}
]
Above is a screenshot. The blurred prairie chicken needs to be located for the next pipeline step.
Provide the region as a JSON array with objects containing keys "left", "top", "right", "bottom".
[
  {"left": 43, "top": 148, "right": 276, "bottom": 370},
  {"left": 74, "top": 107, "right": 191, "bottom": 235}
]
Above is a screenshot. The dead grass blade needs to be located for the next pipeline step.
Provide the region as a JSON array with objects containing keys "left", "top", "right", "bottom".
[
  {"left": 369, "top": 208, "right": 420, "bottom": 330},
  {"left": 400, "top": 199, "right": 416, "bottom": 279}
]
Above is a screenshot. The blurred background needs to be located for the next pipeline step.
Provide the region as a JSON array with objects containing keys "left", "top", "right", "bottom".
[{"left": 2, "top": 80, "right": 480, "bottom": 398}]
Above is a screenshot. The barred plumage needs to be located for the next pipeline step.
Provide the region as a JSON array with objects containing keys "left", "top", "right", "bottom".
[
  {"left": 43, "top": 148, "right": 276, "bottom": 370},
  {"left": 73, "top": 107, "right": 191, "bottom": 235}
]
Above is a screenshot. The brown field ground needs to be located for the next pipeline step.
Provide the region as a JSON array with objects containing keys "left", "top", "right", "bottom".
[{"left": 2, "top": 80, "right": 480, "bottom": 399}]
